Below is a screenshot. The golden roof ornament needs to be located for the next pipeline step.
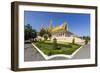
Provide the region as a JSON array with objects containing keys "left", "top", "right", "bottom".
[{"left": 51, "top": 21, "right": 68, "bottom": 32}]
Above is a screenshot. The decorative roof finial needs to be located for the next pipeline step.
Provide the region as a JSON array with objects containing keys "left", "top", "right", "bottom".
[{"left": 63, "top": 21, "right": 68, "bottom": 31}]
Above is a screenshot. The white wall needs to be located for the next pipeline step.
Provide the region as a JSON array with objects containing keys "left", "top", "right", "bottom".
[{"left": 0, "top": 0, "right": 99, "bottom": 73}]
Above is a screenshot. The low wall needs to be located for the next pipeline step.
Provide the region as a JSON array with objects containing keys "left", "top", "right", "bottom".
[{"left": 51, "top": 37, "right": 85, "bottom": 45}]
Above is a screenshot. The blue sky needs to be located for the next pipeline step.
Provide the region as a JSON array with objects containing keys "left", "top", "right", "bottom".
[{"left": 24, "top": 11, "right": 90, "bottom": 36}]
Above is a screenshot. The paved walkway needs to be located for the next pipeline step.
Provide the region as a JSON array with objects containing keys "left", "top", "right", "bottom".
[
  {"left": 24, "top": 43, "right": 90, "bottom": 61},
  {"left": 24, "top": 43, "right": 45, "bottom": 61},
  {"left": 72, "top": 44, "right": 90, "bottom": 59}
]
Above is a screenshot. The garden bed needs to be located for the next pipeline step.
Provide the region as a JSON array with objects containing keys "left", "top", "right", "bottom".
[{"left": 33, "top": 41, "right": 81, "bottom": 56}]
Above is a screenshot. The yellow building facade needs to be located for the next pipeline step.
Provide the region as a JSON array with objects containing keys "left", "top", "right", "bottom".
[{"left": 47, "top": 22, "right": 85, "bottom": 45}]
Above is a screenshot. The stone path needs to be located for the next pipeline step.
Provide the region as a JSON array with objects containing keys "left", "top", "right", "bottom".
[{"left": 24, "top": 43, "right": 45, "bottom": 61}]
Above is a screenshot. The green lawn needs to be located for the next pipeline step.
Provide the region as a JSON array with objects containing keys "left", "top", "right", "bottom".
[{"left": 33, "top": 41, "right": 81, "bottom": 56}]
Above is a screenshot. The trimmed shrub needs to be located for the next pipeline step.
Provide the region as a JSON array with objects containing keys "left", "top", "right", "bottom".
[
  {"left": 72, "top": 38, "right": 75, "bottom": 44},
  {"left": 52, "top": 38, "right": 58, "bottom": 49},
  {"left": 85, "top": 39, "right": 88, "bottom": 45},
  {"left": 57, "top": 45, "right": 61, "bottom": 50}
]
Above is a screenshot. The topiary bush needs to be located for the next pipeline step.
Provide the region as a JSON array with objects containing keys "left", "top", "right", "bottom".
[
  {"left": 52, "top": 38, "right": 58, "bottom": 49},
  {"left": 72, "top": 38, "right": 75, "bottom": 44},
  {"left": 85, "top": 39, "right": 88, "bottom": 45},
  {"left": 57, "top": 45, "right": 61, "bottom": 50}
]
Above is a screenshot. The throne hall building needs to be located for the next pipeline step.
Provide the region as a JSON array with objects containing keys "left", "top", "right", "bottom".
[{"left": 47, "top": 21, "right": 85, "bottom": 44}]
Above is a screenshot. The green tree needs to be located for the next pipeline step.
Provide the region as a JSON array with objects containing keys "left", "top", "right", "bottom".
[
  {"left": 32, "top": 29, "right": 37, "bottom": 41},
  {"left": 82, "top": 36, "right": 90, "bottom": 45},
  {"left": 83, "top": 36, "right": 90, "bottom": 41},
  {"left": 85, "top": 39, "right": 88, "bottom": 45},
  {"left": 86, "top": 36, "right": 90, "bottom": 41},
  {"left": 39, "top": 28, "right": 46, "bottom": 37},
  {"left": 47, "top": 31, "right": 52, "bottom": 40},
  {"left": 43, "top": 34, "right": 48, "bottom": 40},
  {"left": 24, "top": 24, "right": 37, "bottom": 41}
]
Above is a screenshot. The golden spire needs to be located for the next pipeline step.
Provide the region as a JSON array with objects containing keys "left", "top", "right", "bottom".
[
  {"left": 48, "top": 19, "right": 53, "bottom": 32},
  {"left": 63, "top": 21, "right": 68, "bottom": 31}
]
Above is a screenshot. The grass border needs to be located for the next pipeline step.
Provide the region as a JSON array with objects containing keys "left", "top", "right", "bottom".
[{"left": 32, "top": 43, "right": 83, "bottom": 60}]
